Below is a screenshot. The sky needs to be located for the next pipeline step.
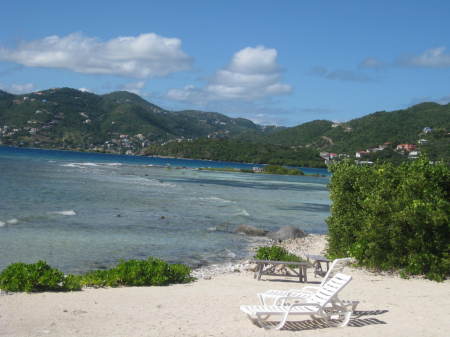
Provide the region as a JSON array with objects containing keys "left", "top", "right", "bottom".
[{"left": 0, "top": 0, "right": 449, "bottom": 126}]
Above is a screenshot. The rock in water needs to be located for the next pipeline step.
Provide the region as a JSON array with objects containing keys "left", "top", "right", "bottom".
[
  {"left": 267, "top": 226, "right": 307, "bottom": 241},
  {"left": 234, "top": 224, "right": 268, "bottom": 236}
]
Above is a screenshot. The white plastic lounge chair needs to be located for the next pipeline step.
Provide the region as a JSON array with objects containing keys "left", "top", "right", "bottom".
[
  {"left": 240, "top": 273, "right": 353, "bottom": 330},
  {"left": 258, "top": 257, "right": 353, "bottom": 306}
]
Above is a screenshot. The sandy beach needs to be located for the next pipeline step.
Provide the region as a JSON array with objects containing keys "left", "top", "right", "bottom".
[{"left": 1, "top": 235, "right": 449, "bottom": 337}]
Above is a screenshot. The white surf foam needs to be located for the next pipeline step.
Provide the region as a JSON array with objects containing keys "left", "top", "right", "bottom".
[
  {"left": 0, "top": 221, "right": 5, "bottom": 227},
  {"left": 224, "top": 249, "right": 237, "bottom": 258},
  {"left": 61, "top": 162, "right": 99, "bottom": 168},
  {"left": 123, "top": 176, "right": 176, "bottom": 188},
  {"left": 48, "top": 210, "right": 77, "bottom": 216},
  {"left": 234, "top": 209, "right": 250, "bottom": 217},
  {"left": 198, "top": 196, "right": 235, "bottom": 203},
  {"left": 6, "top": 218, "right": 19, "bottom": 225}
]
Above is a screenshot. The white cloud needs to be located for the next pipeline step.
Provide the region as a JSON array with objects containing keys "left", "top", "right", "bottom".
[
  {"left": 78, "top": 87, "right": 91, "bottom": 92},
  {"left": 436, "top": 94, "right": 450, "bottom": 104},
  {"left": 166, "top": 46, "right": 292, "bottom": 103},
  {"left": 119, "top": 81, "right": 146, "bottom": 94},
  {"left": 0, "top": 82, "right": 35, "bottom": 94},
  {"left": 360, "top": 57, "right": 385, "bottom": 69},
  {"left": 0, "top": 33, "right": 192, "bottom": 78},
  {"left": 310, "top": 66, "right": 374, "bottom": 82},
  {"left": 402, "top": 46, "right": 450, "bottom": 68}
]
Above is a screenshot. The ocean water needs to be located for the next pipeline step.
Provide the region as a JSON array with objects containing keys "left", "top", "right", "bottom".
[{"left": 0, "top": 146, "right": 330, "bottom": 273}]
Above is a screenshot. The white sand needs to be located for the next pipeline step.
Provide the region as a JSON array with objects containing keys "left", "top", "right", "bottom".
[{"left": 1, "top": 236, "right": 449, "bottom": 337}]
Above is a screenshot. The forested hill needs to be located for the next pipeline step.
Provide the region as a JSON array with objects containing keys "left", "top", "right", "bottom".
[
  {"left": 0, "top": 87, "right": 449, "bottom": 166},
  {"left": 0, "top": 88, "right": 277, "bottom": 150},
  {"left": 146, "top": 102, "right": 450, "bottom": 165},
  {"left": 235, "top": 102, "right": 450, "bottom": 152}
]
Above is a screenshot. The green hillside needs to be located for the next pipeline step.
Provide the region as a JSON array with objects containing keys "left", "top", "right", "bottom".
[
  {"left": 144, "top": 138, "right": 325, "bottom": 168},
  {"left": 326, "top": 102, "right": 450, "bottom": 153},
  {"left": 1, "top": 87, "right": 448, "bottom": 166},
  {"left": 0, "top": 88, "right": 267, "bottom": 152},
  {"left": 238, "top": 102, "right": 450, "bottom": 155}
]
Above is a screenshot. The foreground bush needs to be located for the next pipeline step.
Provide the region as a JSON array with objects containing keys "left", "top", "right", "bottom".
[
  {"left": 255, "top": 246, "right": 302, "bottom": 262},
  {"left": 81, "top": 258, "right": 193, "bottom": 287},
  {"left": 327, "top": 158, "right": 450, "bottom": 281},
  {"left": 0, "top": 260, "right": 81, "bottom": 292},
  {"left": 0, "top": 258, "right": 193, "bottom": 292}
]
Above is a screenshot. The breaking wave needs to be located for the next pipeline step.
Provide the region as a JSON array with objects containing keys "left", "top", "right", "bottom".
[{"left": 48, "top": 210, "right": 77, "bottom": 216}]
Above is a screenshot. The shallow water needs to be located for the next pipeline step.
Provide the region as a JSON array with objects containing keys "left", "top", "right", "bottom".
[{"left": 0, "top": 146, "right": 330, "bottom": 273}]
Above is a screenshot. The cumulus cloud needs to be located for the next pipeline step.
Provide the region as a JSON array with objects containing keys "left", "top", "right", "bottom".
[
  {"left": 0, "top": 82, "right": 35, "bottom": 94},
  {"left": 310, "top": 66, "right": 374, "bottom": 82},
  {"left": 166, "top": 46, "right": 292, "bottom": 103},
  {"left": 0, "top": 33, "right": 192, "bottom": 78},
  {"left": 401, "top": 46, "right": 450, "bottom": 68}
]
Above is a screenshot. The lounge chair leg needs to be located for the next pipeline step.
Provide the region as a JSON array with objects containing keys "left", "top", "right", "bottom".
[
  {"left": 274, "top": 312, "right": 289, "bottom": 330},
  {"left": 325, "top": 309, "right": 352, "bottom": 327}
]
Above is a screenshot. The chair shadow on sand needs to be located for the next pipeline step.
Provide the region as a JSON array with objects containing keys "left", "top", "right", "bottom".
[{"left": 258, "top": 309, "right": 388, "bottom": 331}]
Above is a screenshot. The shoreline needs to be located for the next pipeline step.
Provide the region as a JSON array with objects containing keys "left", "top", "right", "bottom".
[
  {"left": 0, "top": 144, "right": 329, "bottom": 170},
  {"left": 192, "top": 234, "right": 327, "bottom": 279},
  {"left": 2, "top": 234, "right": 448, "bottom": 337}
]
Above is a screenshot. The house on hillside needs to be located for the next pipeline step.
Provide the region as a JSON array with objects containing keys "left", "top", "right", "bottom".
[
  {"left": 423, "top": 127, "right": 432, "bottom": 134},
  {"left": 396, "top": 144, "right": 417, "bottom": 152},
  {"left": 408, "top": 150, "right": 420, "bottom": 159},
  {"left": 355, "top": 150, "right": 369, "bottom": 158}
]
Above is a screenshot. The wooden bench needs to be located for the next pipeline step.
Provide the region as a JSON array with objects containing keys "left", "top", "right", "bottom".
[
  {"left": 252, "top": 259, "right": 311, "bottom": 283},
  {"left": 305, "top": 254, "right": 331, "bottom": 277}
]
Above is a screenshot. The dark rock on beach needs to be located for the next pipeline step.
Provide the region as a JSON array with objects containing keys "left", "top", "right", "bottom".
[
  {"left": 234, "top": 224, "right": 268, "bottom": 236},
  {"left": 267, "top": 225, "right": 307, "bottom": 241}
]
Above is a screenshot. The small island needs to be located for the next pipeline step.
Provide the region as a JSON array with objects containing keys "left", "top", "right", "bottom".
[{"left": 198, "top": 164, "right": 324, "bottom": 176}]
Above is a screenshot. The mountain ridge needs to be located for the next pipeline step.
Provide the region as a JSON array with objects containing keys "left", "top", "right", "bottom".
[{"left": 0, "top": 87, "right": 449, "bottom": 165}]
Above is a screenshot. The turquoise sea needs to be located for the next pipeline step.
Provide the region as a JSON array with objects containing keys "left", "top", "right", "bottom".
[{"left": 0, "top": 146, "right": 330, "bottom": 273}]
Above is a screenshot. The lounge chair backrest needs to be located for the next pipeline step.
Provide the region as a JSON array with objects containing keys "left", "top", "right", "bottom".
[
  {"left": 320, "top": 258, "right": 352, "bottom": 286},
  {"left": 310, "top": 273, "right": 352, "bottom": 307}
]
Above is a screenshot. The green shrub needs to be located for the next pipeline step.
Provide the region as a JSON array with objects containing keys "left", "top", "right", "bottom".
[
  {"left": 0, "top": 258, "right": 194, "bottom": 292},
  {"left": 81, "top": 257, "right": 194, "bottom": 287},
  {"left": 255, "top": 246, "right": 302, "bottom": 262},
  {"left": 263, "top": 165, "right": 304, "bottom": 175},
  {"left": 0, "top": 260, "right": 81, "bottom": 292},
  {"left": 327, "top": 158, "right": 450, "bottom": 281}
]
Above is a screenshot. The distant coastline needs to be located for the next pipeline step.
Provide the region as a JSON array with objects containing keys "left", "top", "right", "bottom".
[{"left": 0, "top": 145, "right": 330, "bottom": 174}]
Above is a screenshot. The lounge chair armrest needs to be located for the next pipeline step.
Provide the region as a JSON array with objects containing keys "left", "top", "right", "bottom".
[
  {"left": 299, "top": 286, "right": 319, "bottom": 292},
  {"left": 287, "top": 302, "right": 322, "bottom": 311},
  {"left": 274, "top": 297, "right": 322, "bottom": 309}
]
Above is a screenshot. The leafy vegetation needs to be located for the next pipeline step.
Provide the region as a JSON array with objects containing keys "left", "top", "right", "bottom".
[
  {"left": 81, "top": 258, "right": 193, "bottom": 287},
  {"left": 263, "top": 165, "right": 304, "bottom": 175},
  {"left": 255, "top": 246, "right": 303, "bottom": 262},
  {"left": 419, "top": 128, "right": 450, "bottom": 164},
  {"left": 326, "top": 158, "right": 450, "bottom": 281},
  {"left": 198, "top": 165, "right": 305, "bottom": 175},
  {"left": 0, "top": 258, "right": 193, "bottom": 293},
  {"left": 0, "top": 260, "right": 81, "bottom": 292},
  {"left": 144, "top": 138, "right": 326, "bottom": 167}
]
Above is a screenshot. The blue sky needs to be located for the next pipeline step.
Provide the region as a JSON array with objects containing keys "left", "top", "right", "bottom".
[{"left": 0, "top": 0, "right": 449, "bottom": 126}]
